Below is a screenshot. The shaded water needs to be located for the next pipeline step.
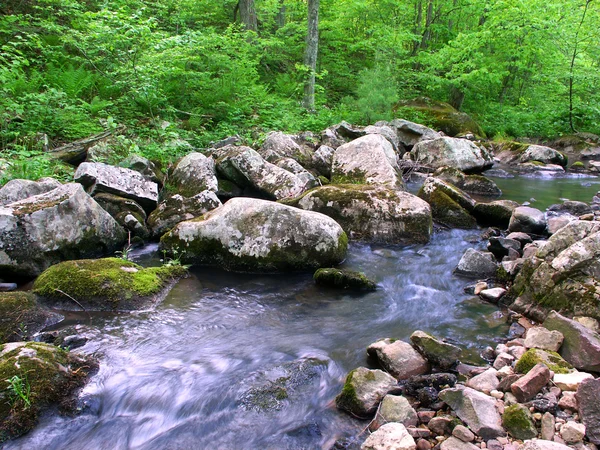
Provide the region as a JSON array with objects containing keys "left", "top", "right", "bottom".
[{"left": 8, "top": 231, "right": 508, "bottom": 450}]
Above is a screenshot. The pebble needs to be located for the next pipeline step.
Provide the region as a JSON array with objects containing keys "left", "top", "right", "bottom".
[
  {"left": 490, "top": 390, "right": 503, "bottom": 399},
  {"left": 452, "top": 425, "right": 475, "bottom": 443},
  {"left": 533, "top": 413, "right": 543, "bottom": 420},
  {"left": 560, "top": 421, "right": 586, "bottom": 443},
  {"left": 417, "top": 438, "right": 432, "bottom": 450},
  {"left": 436, "top": 436, "right": 446, "bottom": 442},
  {"left": 487, "top": 439, "right": 503, "bottom": 450},
  {"left": 496, "top": 437, "right": 508, "bottom": 445}
]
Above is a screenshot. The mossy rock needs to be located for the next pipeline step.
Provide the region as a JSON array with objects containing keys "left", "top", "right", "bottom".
[
  {"left": 0, "top": 292, "right": 61, "bottom": 344},
  {"left": 514, "top": 348, "right": 573, "bottom": 374},
  {"left": 570, "top": 161, "right": 585, "bottom": 169},
  {"left": 419, "top": 188, "right": 477, "bottom": 229},
  {"left": 0, "top": 342, "right": 96, "bottom": 442},
  {"left": 314, "top": 268, "right": 376, "bottom": 291},
  {"left": 473, "top": 200, "right": 520, "bottom": 229},
  {"left": 32, "top": 258, "right": 187, "bottom": 311},
  {"left": 502, "top": 404, "right": 537, "bottom": 440}
]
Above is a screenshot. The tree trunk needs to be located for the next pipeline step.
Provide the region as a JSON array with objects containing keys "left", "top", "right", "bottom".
[
  {"left": 303, "top": 0, "right": 319, "bottom": 112},
  {"left": 276, "top": 0, "right": 286, "bottom": 28},
  {"left": 239, "top": 0, "right": 258, "bottom": 32},
  {"left": 569, "top": 0, "right": 593, "bottom": 133}
]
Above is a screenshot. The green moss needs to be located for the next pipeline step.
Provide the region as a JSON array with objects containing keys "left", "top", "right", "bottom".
[
  {"left": 11, "top": 195, "right": 69, "bottom": 216},
  {"left": 421, "top": 189, "right": 476, "bottom": 229},
  {"left": 502, "top": 404, "right": 537, "bottom": 440},
  {"left": 314, "top": 268, "right": 376, "bottom": 291},
  {"left": 318, "top": 175, "right": 330, "bottom": 185},
  {"left": 0, "top": 293, "right": 52, "bottom": 344},
  {"left": 336, "top": 369, "right": 360, "bottom": 413},
  {"left": 515, "top": 348, "right": 573, "bottom": 374},
  {"left": 33, "top": 258, "right": 187, "bottom": 310},
  {"left": 571, "top": 161, "right": 585, "bottom": 169},
  {"left": 331, "top": 168, "right": 369, "bottom": 185}
]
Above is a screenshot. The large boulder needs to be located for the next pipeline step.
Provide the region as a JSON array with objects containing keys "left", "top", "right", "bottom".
[
  {"left": 33, "top": 258, "right": 187, "bottom": 311},
  {"left": 520, "top": 145, "right": 568, "bottom": 168},
  {"left": 367, "top": 338, "right": 430, "bottom": 380},
  {"left": 214, "top": 146, "right": 309, "bottom": 200},
  {"left": 336, "top": 367, "right": 399, "bottom": 417},
  {"left": 410, "top": 138, "right": 493, "bottom": 173},
  {"left": 417, "top": 177, "right": 477, "bottom": 229},
  {"left": 0, "top": 178, "right": 62, "bottom": 206},
  {"left": 438, "top": 385, "right": 505, "bottom": 440},
  {"left": 147, "top": 191, "right": 222, "bottom": 238},
  {"left": 259, "top": 131, "right": 313, "bottom": 164},
  {"left": 0, "top": 183, "right": 126, "bottom": 279},
  {"left": 74, "top": 162, "right": 158, "bottom": 213},
  {"left": 159, "top": 198, "right": 347, "bottom": 272},
  {"left": 0, "top": 342, "right": 96, "bottom": 441},
  {"left": 389, "top": 119, "right": 442, "bottom": 149},
  {"left": 169, "top": 152, "right": 218, "bottom": 197},
  {"left": 331, "top": 134, "right": 403, "bottom": 188},
  {"left": 508, "top": 207, "right": 547, "bottom": 235},
  {"left": 289, "top": 184, "right": 432, "bottom": 244}
]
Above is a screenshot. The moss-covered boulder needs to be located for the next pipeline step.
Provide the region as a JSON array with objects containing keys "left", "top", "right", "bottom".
[
  {"left": 160, "top": 197, "right": 347, "bottom": 272},
  {"left": 514, "top": 348, "right": 573, "bottom": 374},
  {"left": 314, "top": 268, "right": 376, "bottom": 291},
  {"left": 396, "top": 98, "right": 485, "bottom": 138},
  {"left": 502, "top": 404, "right": 537, "bottom": 440},
  {"left": 433, "top": 167, "right": 502, "bottom": 197},
  {"left": 418, "top": 178, "right": 477, "bottom": 229},
  {"left": 410, "top": 330, "right": 462, "bottom": 370},
  {"left": 0, "top": 183, "right": 126, "bottom": 280},
  {"left": 0, "top": 342, "right": 96, "bottom": 441},
  {"left": 473, "top": 200, "right": 520, "bottom": 228},
  {"left": 33, "top": 258, "right": 187, "bottom": 311},
  {"left": 288, "top": 184, "right": 432, "bottom": 244},
  {"left": 0, "top": 293, "right": 60, "bottom": 344},
  {"left": 335, "top": 367, "right": 399, "bottom": 418}
]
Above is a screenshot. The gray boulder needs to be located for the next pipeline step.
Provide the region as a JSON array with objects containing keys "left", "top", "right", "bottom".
[
  {"left": 390, "top": 119, "right": 442, "bottom": 149},
  {"left": 74, "top": 162, "right": 158, "bottom": 213},
  {"left": 291, "top": 184, "right": 432, "bottom": 244},
  {"left": 274, "top": 157, "right": 318, "bottom": 190},
  {"left": 259, "top": 131, "right": 313, "bottom": 164},
  {"left": 159, "top": 197, "right": 347, "bottom": 272},
  {"left": 93, "top": 192, "right": 149, "bottom": 240},
  {"left": 169, "top": 152, "right": 218, "bottom": 196},
  {"left": 508, "top": 206, "right": 547, "bottom": 235},
  {"left": 410, "top": 330, "right": 462, "bottom": 370},
  {"left": 0, "top": 178, "right": 62, "bottom": 206},
  {"left": 119, "top": 154, "right": 164, "bottom": 185},
  {"left": 331, "top": 134, "right": 403, "bottom": 188},
  {"left": 454, "top": 249, "right": 498, "bottom": 278},
  {"left": 520, "top": 145, "right": 567, "bottom": 167},
  {"left": 311, "top": 145, "right": 335, "bottom": 177},
  {"left": 410, "top": 137, "right": 493, "bottom": 173},
  {"left": 0, "top": 183, "right": 125, "bottom": 279},
  {"left": 433, "top": 167, "right": 502, "bottom": 197},
  {"left": 214, "top": 146, "right": 309, "bottom": 200},
  {"left": 148, "top": 191, "right": 222, "bottom": 238},
  {"left": 367, "top": 338, "right": 430, "bottom": 380},
  {"left": 438, "top": 385, "right": 505, "bottom": 439},
  {"left": 336, "top": 367, "right": 399, "bottom": 417}
]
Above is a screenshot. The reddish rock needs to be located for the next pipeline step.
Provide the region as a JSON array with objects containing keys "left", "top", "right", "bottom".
[
  {"left": 576, "top": 377, "right": 600, "bottom": 444},
  {"left": 510, "top": 363, "right": 552, "bottom": 402}
]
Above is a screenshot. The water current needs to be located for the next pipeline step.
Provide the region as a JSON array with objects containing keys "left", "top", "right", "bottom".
[{"left": 7, "top": 174, "right": 599, "bottom": 450}]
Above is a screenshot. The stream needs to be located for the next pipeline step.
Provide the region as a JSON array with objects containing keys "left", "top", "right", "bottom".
[{"left": 6, "top": 174, "right": 599, "bottom": 450}]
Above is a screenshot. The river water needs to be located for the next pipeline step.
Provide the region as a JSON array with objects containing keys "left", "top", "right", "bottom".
[{"left": 6, "top": 174, "right": 599, "bottom": 450}]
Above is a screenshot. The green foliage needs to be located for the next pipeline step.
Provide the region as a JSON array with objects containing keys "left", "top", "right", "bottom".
[{"left": 5, "top": 375, "right": 31, "bottom": 409}]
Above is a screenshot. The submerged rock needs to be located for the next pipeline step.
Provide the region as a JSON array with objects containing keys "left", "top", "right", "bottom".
[
  {"left": 0, "top": 342, "right": 96, "bottom": 441},
  {"left": 454, "top": 249, "right": 498, "bottom": 278},
  {"left": 290, "top": 184, "right": 432, "bottom": 244},
  {"left": 0, "top": 183, "right": 126, "bottom": 279},
  {"left": 33, "top": 258, "right": 187, "bottom": 311},
  {"left": 313, "top": 268, "right": 376, "bottom": 291},
  {"left": 336, "top": 367, "right": 399, "bottom": 417},
  {"left": 160, "top": 198, "right": 348, "bottom": 272}
]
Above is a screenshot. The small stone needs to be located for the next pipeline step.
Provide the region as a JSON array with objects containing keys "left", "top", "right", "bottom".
[
  {"left": 496, "top": 437, "right": 509, "bottom": 445},
  {"left": 511, "top": 363, "right": 552, "bottom": 402},
  {"left": 502, "top": 404, "right": 537, "bottom": 440},
  {"left": 553, "top": 372, "right": 594, "bottom": 391},
  {"left": 557, "top": 392, "right": 577, "bottom": 411},
  {"left": 496, "top": 344, "right": 510, "bottom": 356},
  {"left": 474, "top": 282, "right": 489, "bottom": 295},
  {"left": 534, "top": 413, "right": 543, "bottom": 420},
  {"left": 371, "top": 395, "right": 418, "bottom": 431},
  {"left": 491, "top": 390, "right": 504, "bottom": 399},
  {"left": 441, "top": 436, "right": 480, "bottom": 450},
  {"left": 418, "top": 438, "right": 433, "bottom": 450},
  {"left": 503, "top": 392, "right": 518, "bottom": 405},
  {"left": 408, "top": 427, "right": 432, "bottom": 439},
  {"left": 429, "top": 416, "right": 455, "bottom": 436},
  {"left": 480, "top": 288, "right": 507, "bottom": 303},
  {"left": 361, "top": 422, "right": 417, "bottom": 450},
  {"left": 497, "top": 366, "right": 515, "bottom": 378},
  {"left": 487, "top": 439, "right": 503, "bottom": 450},
  {"left": 494, "top": 353, "right": 515, "bottom": 370},
  {"left": 419, "top": 411, "right": 437, "bottom": 424},
  {"left": 453, "top": 425, "right": 475, "bottom": 442},
  {"left": 467, "top": 368, "right": 500, "bottom": 394},
  {"left": 560, "top": 421, "right": 586, "bottom": 443},
  {"left": 541, "top": 412, "right": 556, "bottom": 440},
  {"left": 524, "top": 327, "right": 564, "bottom": 353},
  {"left": 573, "top": 317, "right": 600, "bottom": 334}
]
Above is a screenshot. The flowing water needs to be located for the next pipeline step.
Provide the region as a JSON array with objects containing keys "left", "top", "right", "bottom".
[{"left": 7, "top": 174, "right": 599, "bottom": 450}]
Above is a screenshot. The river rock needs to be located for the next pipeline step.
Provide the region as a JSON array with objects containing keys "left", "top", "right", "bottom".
[
  {"left": 336, "top": 367, "right": 399, "bottom": 417},
  {"left": 536, "top": 220, "right": 600, "bottom": 260},
  {"left": 548, "top": 201, "right": 593, "bottom": 218},
  {"left": 311, "top": 145, "right": 335, "bottom": 177},
  {"left": 169, "top": 152, "right": 218, "bottom": 197},
  {"left": 514, "top": 348, "right": 572, "bottom": 375},
  {"left": 0, "top": 292, "right": 60, "bottom": 344},
  {"left": 33, "top": 258, "right": 187, "bottom": 311},
  {"left": 371, "top": 395, "right": 418, "bottom": 431},
  {"left": 554, "top": 372, "right": 592, "bottom": 392},
  {"left": 473, "top": 200, "right": 520, "bottom": 228},
  {"left": 119, "top": 154, "right": 164, "bottom": 186},
  {"left": 402, "top": 373, "right": 458, "bottom": 398},
  {"left": 259, "top": 131, "right": 313, "bottom": 164},
  {"left": 452, "top": 425, "right": 475, "bottom": 443},
  {"left": 467, "top": 368, "right": 499, "bottom": 394},
  {"left": 480, "top": 288, "right": 507, "bottom": 304},
  {"left": 74, "top": 162, "right": 158, "bottom": 213},
  {"left": 214, "top": 146, "right": 309, "bottom": 200},
  {"left": 417, "top": 177, "right": 477, "bottom": 229},
  {"left": 390, "top": 119, "right": 441, "bottom": 149},
  {"left": 0, "top": 342, "right": 96, "bottom": 441},
  {"left": 313, "top": 268, "right": 376, "bottom": 291},
  {"left": 0, "top": 178, "right": 62, "bottom": 205},
  {"left": 520, "top": 145, "right": 568, "bottom": 167},
  {"left": 0, "top": 183, "right": 126, "bottom": 279},
  {"left": 488, "top": 237, "right": 521, "bottom": 260},
  {"left": 160, "top": 197, "right": 347, "bottom": 272},
  {"left": 291, "top": 184, "right": 432, "bottom": 244},
  {"left": 367, "top": 339, "right": 430, "bottom": 380},
  {"left": 511, "top": 363, "right": 552, "bottom": 402},
  {"left": 558, "top": 392, "right": 578, "bottom": 410},
  {"left": 410, "top": 330, "right": 461, "bottom": 370},
  {"left": 148, "top": 191, "right": 222, "bottom": 238},
  {"left": 576, "top": 378, "right": 600, "bottom": 444},
  {"left": 433, "top": 167, "right": 501, "bottom": 197},
  {"left": 543, "top": 311, "right": 600, "bottom": 372},
  {"left": 502, "top": 404, "right": 537, "bottom": 440},
  {"left": 331, "top": 134, "right": 403, "bottom": 188},
  {"left": 454, "top": 249, "right": 498, "bottom": 278},
  {"left": 524, "top": 327, "right": 564, "bottom": 352},
  {"left": 508, "top": 206, "right": 547, "bottom": 235},
  {"left": 438, "top": 385, "right": 505, "bottom": 439},
  {"left": 410, "top": 137, "right": 493, "bottom": 173},
  {"left": 560, "top": 421, "right": 586, "bottom": 443},
  {"left": 361, "top": 423, "right": 416, "bottom": 450},
  {"left": 441, "top": 437, "right": 479, "bottom": 450},
  {"left": 518, "top": 440, "right": 572, "bottom": 450}
]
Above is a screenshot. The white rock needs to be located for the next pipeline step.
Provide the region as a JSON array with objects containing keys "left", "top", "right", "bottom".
[
  {"left": 553, "top": 372, "right": 594, "bottom": 391},
  {"left": 524, "top": 327, "right": 564, "bottom": 352},
  {"left": 361, "top": 423, "right": 416, "bottom": 450},
  {"left": 560, "top": 421, "right": 586, "bottom": 443}
]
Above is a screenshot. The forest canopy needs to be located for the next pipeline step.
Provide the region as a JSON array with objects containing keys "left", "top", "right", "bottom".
[{"left": 1, "top": 0, "right": 599, "bottom": 175}]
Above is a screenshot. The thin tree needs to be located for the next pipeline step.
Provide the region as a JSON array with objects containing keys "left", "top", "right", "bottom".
[
  {"left": 303, "top": 0, "right": 319, "bottom": 112},
  {"left": 236, "top": 0, "right": 258, "bottom": 32}
]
